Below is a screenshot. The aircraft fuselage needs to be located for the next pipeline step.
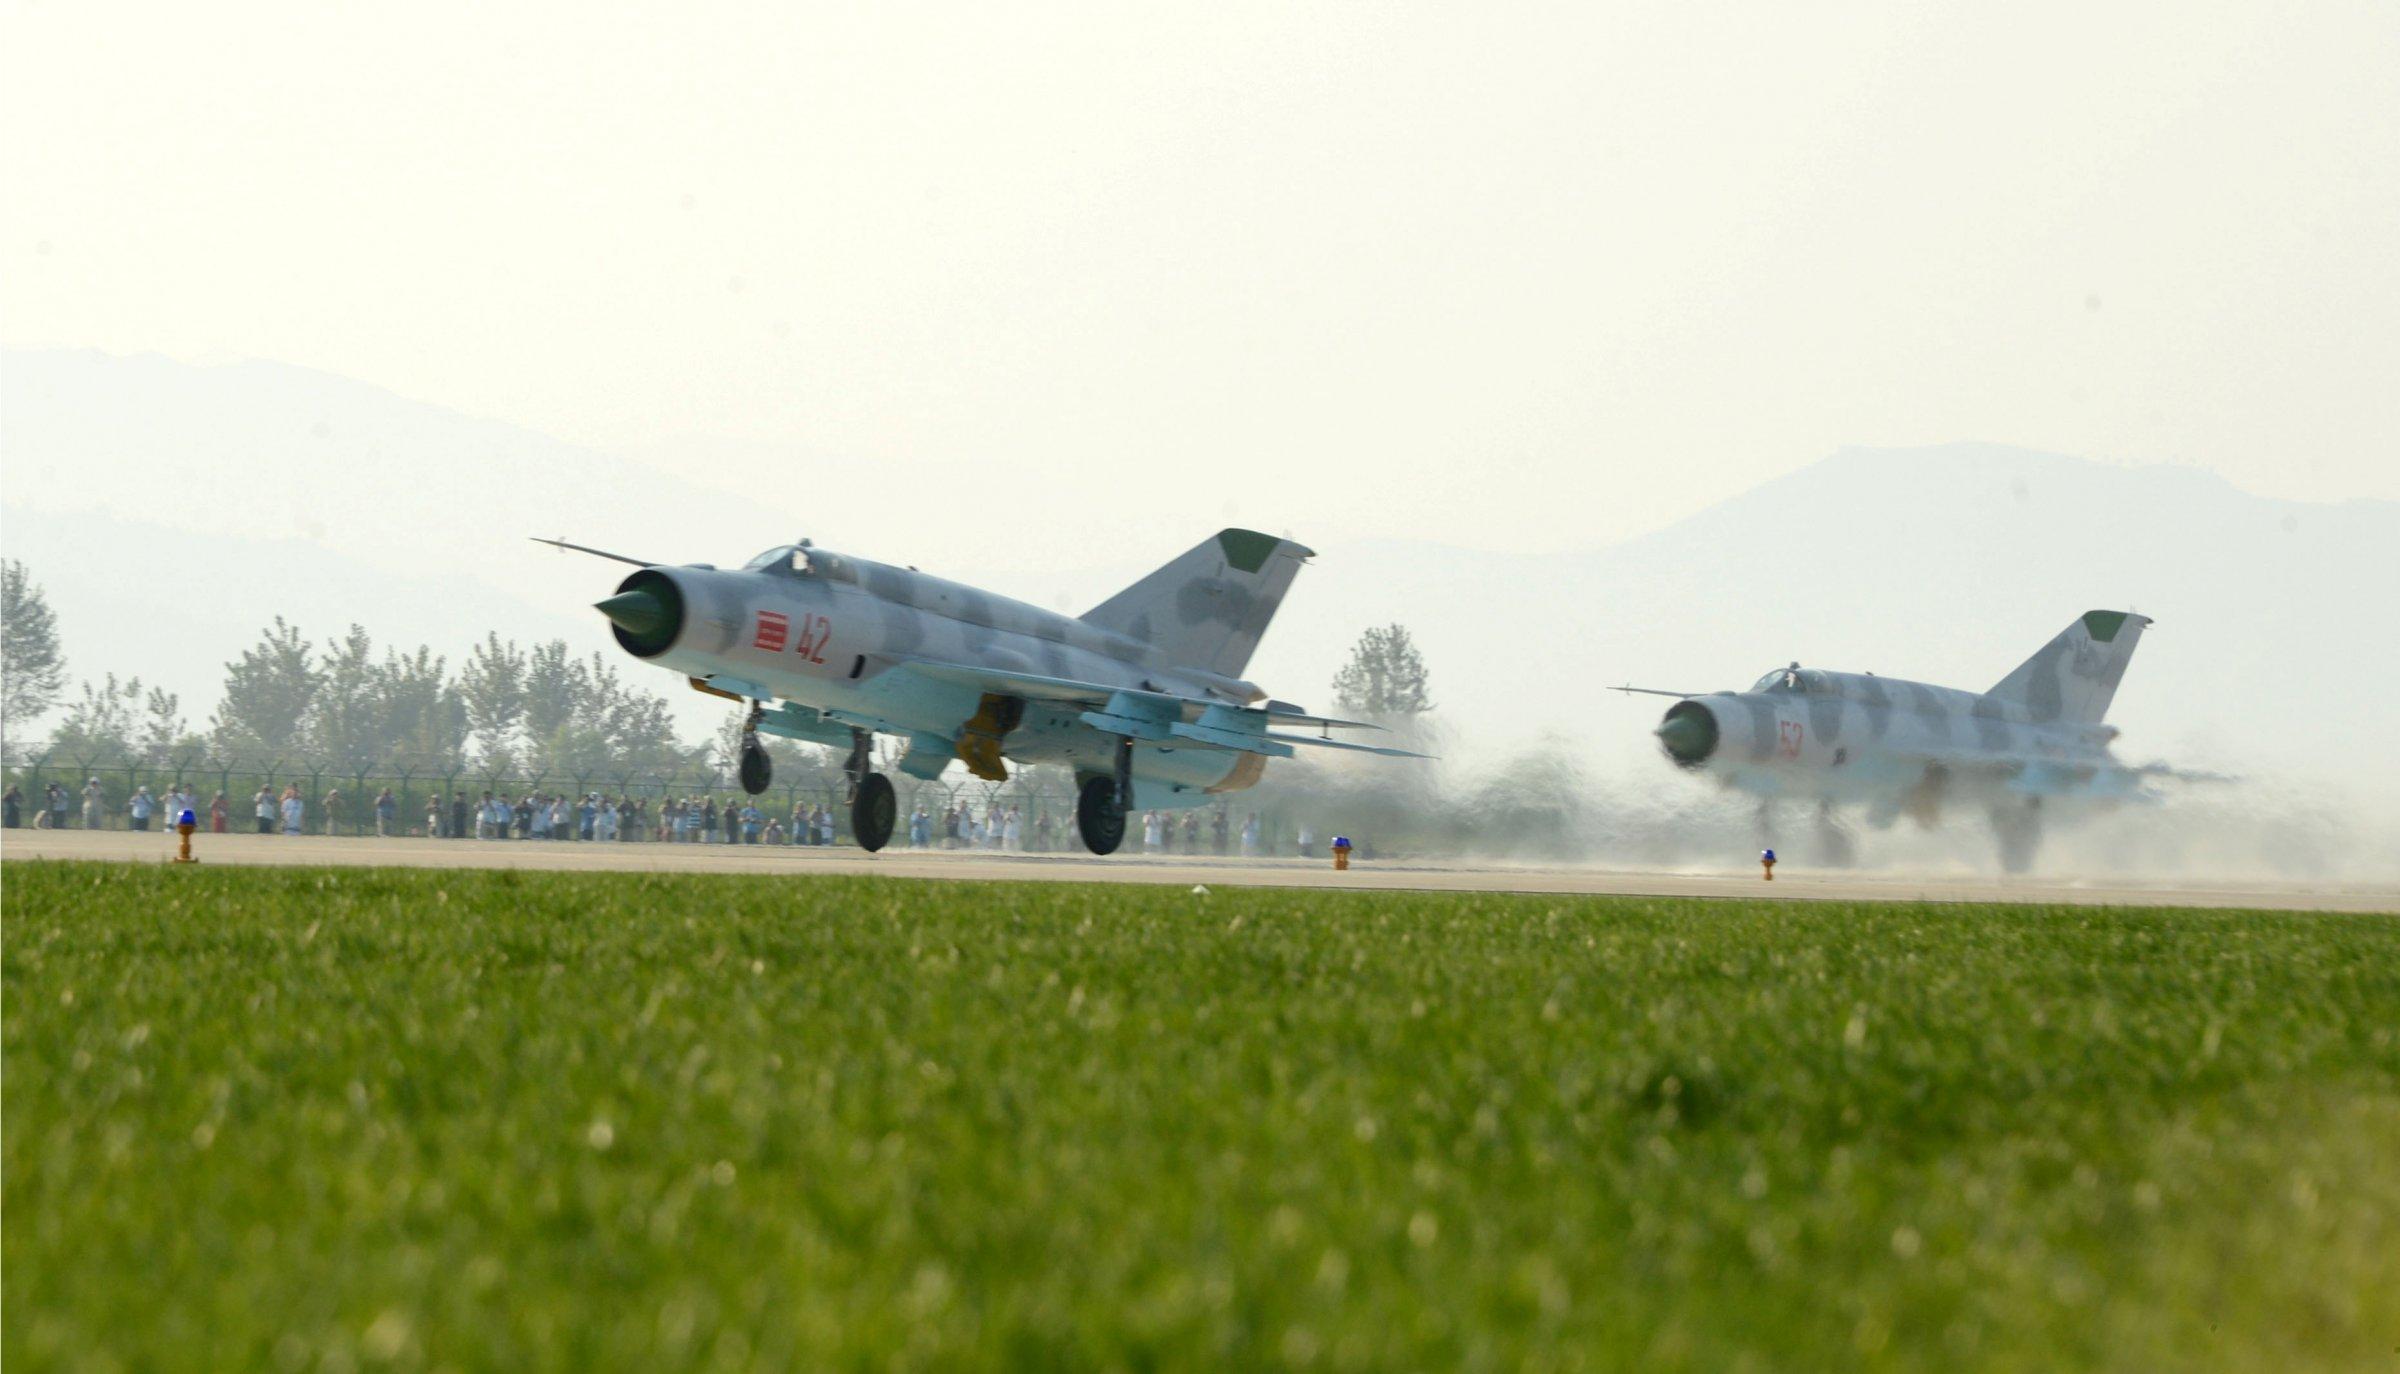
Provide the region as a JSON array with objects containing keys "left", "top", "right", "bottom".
[
  {"left": 610, "top": 551, "right": 1267, "bottom": 805},
  {"left": 1659, "top": 669, "right": 2130, "bottom": 817}
]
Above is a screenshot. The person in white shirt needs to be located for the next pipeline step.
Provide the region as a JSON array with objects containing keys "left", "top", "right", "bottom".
[
  {"left": 1241, "top": 813, "right": 1261, "bottom": 858},
  {"left": 1142, "top": 811, "right": 1163, "bottom": 853},
  {"left": 1003, "top": 807, "right": 1023, "bottom": 851}
]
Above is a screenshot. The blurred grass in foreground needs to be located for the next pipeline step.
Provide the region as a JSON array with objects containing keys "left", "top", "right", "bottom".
[{"left": 5, "top": 861, "right": 2396, "bottom": 1371}]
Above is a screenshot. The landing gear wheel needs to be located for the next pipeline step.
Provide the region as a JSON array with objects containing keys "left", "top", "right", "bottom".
[
  {"left": 851, "top": 773, "right": 897, "bottom": 852},
  {"left": 1077, "top": 775, "right": 1126, "bottom": 855},
  {"left": 1815, "top": 804, "right": 1856, "bottom": 868},
  {"left": 737, "top": 701, "right": 771, "bottom": 795},
  {"left": 738, "top": 736, "right": 772, "bottom": 795},
  {"left": 1991, "top": 802, "right": 2042, "bottom": 875}
]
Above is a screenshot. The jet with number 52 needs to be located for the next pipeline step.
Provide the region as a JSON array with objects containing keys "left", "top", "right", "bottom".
[
  {"left": 542, "top": 529, "right": 1420, "bottom": 853},
  {"left": 1622, "top": 610, "right": 2217, "bottom": 872}
]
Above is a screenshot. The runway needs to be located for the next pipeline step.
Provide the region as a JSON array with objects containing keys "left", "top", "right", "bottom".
[{"left": 5, "top": 828, "right": 2392, "bottom": 912}]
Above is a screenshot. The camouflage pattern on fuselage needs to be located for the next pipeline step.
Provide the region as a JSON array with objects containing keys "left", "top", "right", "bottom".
[
  {"left": 600, "top": 531, "right": 1347, "bottom": 809},
  {"left": 1650, "top": 611, "right": 2158, "bottom": 868}
]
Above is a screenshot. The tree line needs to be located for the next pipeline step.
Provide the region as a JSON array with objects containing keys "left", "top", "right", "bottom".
[
  {"left": 8, "top": 561, "right": 1643, "bottom": 861},
  {"left": 3, "top": 560, "right": 696, "bottom": 775}
]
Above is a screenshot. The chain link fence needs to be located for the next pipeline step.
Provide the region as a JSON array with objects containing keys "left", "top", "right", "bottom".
[{"left": 0, "top": 744, "right": 1297, "bottom": 855}]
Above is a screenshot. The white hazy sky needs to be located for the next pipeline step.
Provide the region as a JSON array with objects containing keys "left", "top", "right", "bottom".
[{"left": 6, "top": 2, "right": 2396, "bottom": 562}]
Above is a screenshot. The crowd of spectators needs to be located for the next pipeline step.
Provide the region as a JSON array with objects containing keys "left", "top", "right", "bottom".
[{"left": 4, "top": 779, "right": 1338, "bottom": 859}]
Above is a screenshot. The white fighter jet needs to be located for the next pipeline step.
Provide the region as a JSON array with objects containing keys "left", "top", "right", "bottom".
[
  {"left": 1624, "top": 611, "right": 2217, "bottom": 871},
  {"left": 544, "top": 530, "right": 1419, "bottom": 853}
]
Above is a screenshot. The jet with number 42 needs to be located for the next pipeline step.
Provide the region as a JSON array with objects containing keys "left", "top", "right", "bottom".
[
  {"left": 1622, "top": 610, "right": 2216, "bottom": 872},
  {"left": 544, "top": 529, "right": 1421, "bottom": 853}
]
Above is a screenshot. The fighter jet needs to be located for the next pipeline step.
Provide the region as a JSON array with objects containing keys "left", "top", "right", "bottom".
[
  {"left": 545, "top": 529, "right": 1419, "bottom": 854},
  {"left": 1624, "top": 610, "right": 2197, "bottom": 872}
]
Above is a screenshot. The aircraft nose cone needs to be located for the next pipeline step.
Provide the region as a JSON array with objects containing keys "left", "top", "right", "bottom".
[
  {"left": 595, "top": 588, "right": 673, "bottom": 638},
  {"left": 1656, "top": 705, "right": 1719, "bottom": 767}
]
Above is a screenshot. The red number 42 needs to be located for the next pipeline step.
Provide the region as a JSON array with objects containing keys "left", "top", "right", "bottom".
[{"left": 792, "top": 614, "right": 832, "bottom": 665}]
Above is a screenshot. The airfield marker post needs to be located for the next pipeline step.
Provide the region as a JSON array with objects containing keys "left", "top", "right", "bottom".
[
  {"left": 172, "top": 808, "right": 198, "bottom": 864},
  {"left": 1333, "top": 836, "right": 1352, "bottom": 871},
  {"left": 1761, "top": 848, "right": 1776, "bottom": 881}
]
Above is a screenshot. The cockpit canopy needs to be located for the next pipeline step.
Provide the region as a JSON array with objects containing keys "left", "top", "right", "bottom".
[
  {"left": 741, "top": 542, "right": 856, "bottom": 584},
  {"left": 1749, "top": 663, "right": 1830, "bottom": 695}
]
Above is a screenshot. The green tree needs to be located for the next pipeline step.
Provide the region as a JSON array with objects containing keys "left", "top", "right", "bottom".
[
  {"left": 375, "top": 645, "right": 467, "bottom": 772},
  {"left": 1330, "top": 624, "right": 1434, "bottom": 721},
  {"left": 521, "top": 640, "right": 578, "bottom": 746},
  {"left": 50, "top": 674, "right": 144, "bottom": 758},
  {"left": 581, "top": 653, "right": 697, "bottom": 776},
  {"left": 211, "top": 619, "right": 320, "bottom": 756},
  {"left": 138, "top": 685, "right": 199, "bottom": 764},
  {"left": 459, "top": 634, "right": 527, "bottom": 771},
  {"left": 307, "top": 625, "right": 384, "bottom": 768},
  {"left": 2, "top": 559, "right": 69, "bottom": 740}
]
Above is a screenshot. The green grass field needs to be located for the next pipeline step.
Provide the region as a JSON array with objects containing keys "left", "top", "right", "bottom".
[{"left": 5, "top": 862, "right": 2397, "bottom": 1372}]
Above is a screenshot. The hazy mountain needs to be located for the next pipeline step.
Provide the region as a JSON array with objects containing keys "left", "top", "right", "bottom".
[
  {"left": 1237, "top": 443, "right": 2398, "bottom": 818},
  {"left": 2, "top": 349, "right": 795, "bottom": 741},
  {"left": 7, "top": 351, "right": 2394, "bottom": 848}
]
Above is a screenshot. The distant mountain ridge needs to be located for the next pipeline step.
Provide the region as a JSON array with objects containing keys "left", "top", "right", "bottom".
[{"left": 1238, "top": 443, "right": 2395, "bottom": 814}]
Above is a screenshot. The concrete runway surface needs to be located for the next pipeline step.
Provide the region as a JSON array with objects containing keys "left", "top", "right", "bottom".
[{"left": 5, "top": 828, "right": 2392, "bottom": 912}]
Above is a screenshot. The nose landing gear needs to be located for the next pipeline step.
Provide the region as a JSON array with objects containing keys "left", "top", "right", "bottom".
[{"left": 737, "top": 703, "right": 772, "bottom": 795}]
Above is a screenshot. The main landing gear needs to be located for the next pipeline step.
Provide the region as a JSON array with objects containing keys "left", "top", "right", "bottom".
[
  {"left": 1076, "top": 739, "right": 1134, "bottom": 855},
  {"left": 1991, "top": 798, "right": 2042, "bottom": 875},
  {"left": 738, "top": 703, "right": 772, "bottom": 795},
  {"left": 1760, "top": 800, "right": 1860, "bottom": 868},
  {"left": 845, "top": 726, "right": 896, "bottom": 853},
  {"left": 1815, "top": 802, "right": 1857, "bottom": 868}
]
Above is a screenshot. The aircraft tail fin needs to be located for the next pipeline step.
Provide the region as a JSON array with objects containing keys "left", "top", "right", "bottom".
[
  {"left": 1081, "top": 529, "right": 1313, "bottom": 680},
  {"left": 1986, "top": 610, "right": 2152, "bottom": 724}
]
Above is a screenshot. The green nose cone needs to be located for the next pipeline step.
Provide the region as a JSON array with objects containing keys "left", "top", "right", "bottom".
[
  {"left": 1656, "top": 710, "right": 1716, "bottom": 765},
  {"left": 596, "top": 588, "right": 673, "bottom": 639}
]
